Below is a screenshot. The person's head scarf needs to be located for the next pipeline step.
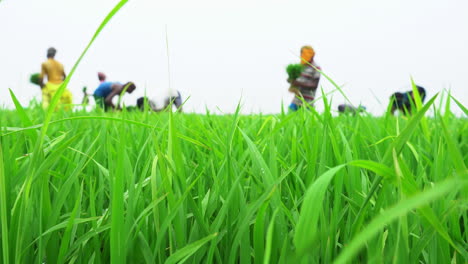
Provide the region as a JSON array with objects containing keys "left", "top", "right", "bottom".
[{"left": 300, "top": 45, "right": 315, "bottom": 64}]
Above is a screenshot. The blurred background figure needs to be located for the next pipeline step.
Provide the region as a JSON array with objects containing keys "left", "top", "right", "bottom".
[
  {"left": 136, "top": 90, "right": 183, "bottom": 112},
  {"left": 93, "top": 81, "right": 136, "bottom": 110},
  {"left": 136, "top": 96, "right": 158, "bottom": 111},
  {"left": 81, "top": 86, "right": 89, "bottom": 105},
  {"left": 390, "top": 86, "right": 426, "bottom": 115},
  {"left": 287, "top": 45, "right": 321, "bottom": 111},
  {"left": 38, "top": 47, "right": 73, "bottom": 110},
  {"left": 338, "top": 104, "right": 366, "bottom": 115},
  {"left": 163, "top": 90, "right": 183, "bottom": 112}
]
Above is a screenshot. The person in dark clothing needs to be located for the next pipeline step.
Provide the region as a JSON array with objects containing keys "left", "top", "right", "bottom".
[
  {"left": 136, "top": 97, "right": 157, "bottom": 111},
  {"left": 390, "top": 86, "right": 426, "bottom": 115},
  {"left": 136, "top": 91, "right": 183, "bottom": 112}
]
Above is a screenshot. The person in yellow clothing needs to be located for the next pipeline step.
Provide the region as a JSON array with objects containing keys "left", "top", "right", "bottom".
[{"left": 39, "top": 47, "right": 73, "bottom": 110}]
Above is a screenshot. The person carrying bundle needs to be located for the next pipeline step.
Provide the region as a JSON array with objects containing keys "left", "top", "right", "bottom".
[
  {"left": 38, "top": 47, "right": 73, "bottom": 110},
  {"left": 287, "top": 45, "right": 321, "bottom": 111}
]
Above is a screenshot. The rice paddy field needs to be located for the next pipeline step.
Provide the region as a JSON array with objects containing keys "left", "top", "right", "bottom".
[
  {"left": 0, "top": 92, "right": 467, "bottom": 264},
  {"left": 1, "top": 1, "right": 467, "bottom": 263}
]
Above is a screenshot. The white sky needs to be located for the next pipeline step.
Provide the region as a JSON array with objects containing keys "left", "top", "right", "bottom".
[{"left": 1, "top": 0, "right": 467, "bottom": 115}]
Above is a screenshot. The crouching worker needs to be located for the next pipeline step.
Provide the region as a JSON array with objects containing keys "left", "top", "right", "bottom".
[
  {"left": 163, "top": 90, "right": 183, "bottom": 112},
  {"left": 39, "top": 47, "right": 73, "bottom": 110},
  {"left": 93, "top": 81, "right": 136, "bottom": 110},
  {"left": 338, "top": 104, "right": 366, "bottom": 115},
  {"left": 136, "top": 92, "right": 183, "bottom": 112},
  {"left": 390, "top": 86, "right": 426, "bottom": 115},
  {"left": 136, "top": 97, "right": 158, "bottom": 111}
]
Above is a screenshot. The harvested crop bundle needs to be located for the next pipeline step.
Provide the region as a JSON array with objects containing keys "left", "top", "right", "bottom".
[
  {"left": 30, "top": 73, "right": 40, "bottom": 85},
  {"left": 286, "top": 64, "right": 303, "bottom": 81}
]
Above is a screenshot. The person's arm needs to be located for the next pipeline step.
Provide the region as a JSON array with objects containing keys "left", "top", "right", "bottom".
[
  {"left": 287, "top": 78, "right": 301, "bottom": 96},
  {"left": 288, "top": 86, "right": 301, "bottom": 97},
  {"left": 104, "top": 84, "right": 123, "bottom": 109},
  {"left": 292, "top": 79, "right": 319, "bottom": 89},
  {"left": 104, "top": 90, "right": 119, "bottom": 109},
  {"left": 39, "top": 63, "right": 46, "bottom": 89}
]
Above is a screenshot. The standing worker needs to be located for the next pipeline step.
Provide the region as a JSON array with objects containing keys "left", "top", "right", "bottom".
[
  {"left": 288, "top": 45, "right": 321, "bottom": 111},
  {"left": 39, "top": 47, "right": 73, "bottom": 110}
]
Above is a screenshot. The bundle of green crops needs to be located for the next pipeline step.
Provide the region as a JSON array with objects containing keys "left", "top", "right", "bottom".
[
  {"left": 286, "top": 63, "right": 303, "bottom": 81},
  {"left": 0, "top": 91, "right": 467, "bottom": 264},
  {"left": 29, "top": 73, "right": 40, "bottom": 85}
]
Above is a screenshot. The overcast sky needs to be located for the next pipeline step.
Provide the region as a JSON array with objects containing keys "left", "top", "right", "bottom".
[{"left": 1, "top": 0, "right": 467, "bottom": 115}]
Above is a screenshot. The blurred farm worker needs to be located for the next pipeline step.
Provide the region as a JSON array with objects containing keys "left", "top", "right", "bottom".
[
  {"left": 98, "top": 72, "right": 106, "bottom": 83},
  {"left": 390, "top": 86, "right": 426, "bottom": 115},
  {"left": 93, "top": 81, "right": 136, "bottom": 110},
  {"left": 163, "top": 90, "right": 183, "bottom": 112},
  {"left": 39, "top": 47, "right": 73, "bottom": 110},
  {"left": 338, "top": 104, "right": 366, "bottom": 115},
  {"left": 136, "top": 97, "right": 158, "bottom": 111},
  {"left": 81, "top": 86, "right": 91, "bottom": 105},
  {"left": 287, "top": 45, "right": 321, "bottom": 111}
]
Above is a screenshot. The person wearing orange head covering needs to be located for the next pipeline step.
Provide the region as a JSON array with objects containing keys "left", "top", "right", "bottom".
[{"left": 288, "top": 45, "right": 321, "bottom": 111}]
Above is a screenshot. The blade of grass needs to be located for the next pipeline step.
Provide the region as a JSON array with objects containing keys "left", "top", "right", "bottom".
[
  {"left": 164, "top": 233, "right": 218, "bottom": 264},
  {"left": 294, "top": 165, "right": 346, "bottom": 255},
  {"left": 450, "top": 95, "right": 468, "bottom": 116},
  {"left": 263, "top": 208, "right": 279, "bottom": 264},
  {"left": 0, "top": 142, "right": 9, "bottom": 264},
  {"left": 57, "top": 182, "right": 84, "bottom": 264}
]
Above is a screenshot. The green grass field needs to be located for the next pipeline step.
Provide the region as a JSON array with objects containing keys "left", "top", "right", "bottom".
[
  {"left": 1, "top": 1, "right": 467, "bottom": 263},
  {"left": 0, "top": 94, "right": 467, "bottom": 263}
]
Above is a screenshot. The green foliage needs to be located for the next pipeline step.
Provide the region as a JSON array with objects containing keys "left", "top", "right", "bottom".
[
  {"left": 0, "top": 91, "right": 467, "bottom": 263},
  {"left": 286, "top": 64, "right": 303, "bottom": 80},
  {"left": 1, "top": 0, "right": 467, "bottom": 262},
  {"left": 29, "top": 73, "right": 40, "bottom": 85}
]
